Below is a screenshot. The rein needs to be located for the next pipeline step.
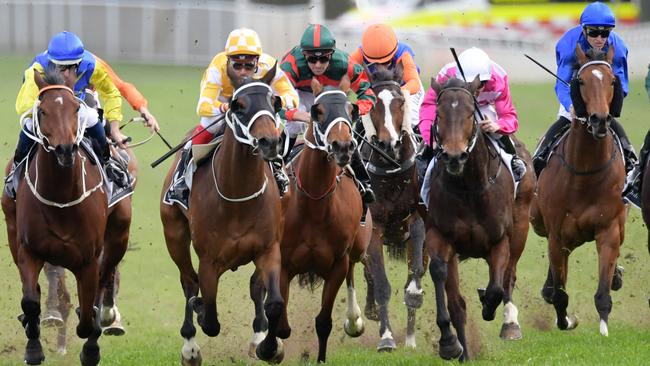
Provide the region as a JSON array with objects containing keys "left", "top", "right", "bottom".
[
  {"left": 552, "top": 128, "right": 619, "bottom": 176},
  {"left": 293, "top": 162, "right": 342, "bottom": 200}
]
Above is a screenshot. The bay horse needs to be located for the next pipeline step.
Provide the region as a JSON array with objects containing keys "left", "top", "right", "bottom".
[
  {"left": 358, "top": 63, "right": 427, "bottom": 350},
  {"left": 530, "top": 46, "right": 627, "bottom": 335},
  {"left": 251, "top": 77, "right": 371, "bottom": 363},
  {"left": 160, "top": 64, "right": 285, "bottom": 365},
  {"left": 425, "top": 77, "right": 535, "bottom": 361},
  {"left": 1, "top": 69, "right": 131, "bottom": 366}
]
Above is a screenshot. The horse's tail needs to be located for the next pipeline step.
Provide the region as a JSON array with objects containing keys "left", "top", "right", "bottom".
[{"left": 298, "top": 272, "right": 324, "bottom": 292}]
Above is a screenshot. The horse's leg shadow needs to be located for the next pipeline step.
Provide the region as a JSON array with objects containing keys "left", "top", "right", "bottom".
[
  {"left": 404, "top": 215, "right": 426, "bottom": 348},
  {"left": 18, "top": 251, "right": 45, "bottom": 365},
  {"left": 364, "top": 233, "right": 396, "bottom": 352}
]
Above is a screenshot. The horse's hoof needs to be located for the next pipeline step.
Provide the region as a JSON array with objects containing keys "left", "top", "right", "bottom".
[
  {"left": 200, "top": 321, "right": 220, "bottom": 337},
  {"left": 56, "top": 346, "right": 67, "bottom": 356},
  {"left": 248, "top": 332, "right": 267, "bottom": 358},
  {"left": 181, "top": 351, "right": 203, "bottom": 366},
  {"left": 256, "top": 338, "right": 284, "bottom": 364},
  {"left": 599, "top": 319, "right": 609, "bottom": 337},
  {"left": 404, "top": 289, "right": 424, "bottom": 309},
  {"left": 376, "top": 337, "right": 396, "bottom": 352},
  {"left": 439, "top": 336, "right": 464, "bottom": 360},
  {"left": 364, "top": 304, "right": 379, "bottom": 321},
  {"left": 24, "top": 339, "right": 45, "bottom": 365},
  {"left": 404, "top": 334, "right": 416, "bottom": 349},
  {"left": 558, "top": 314, "right": 579, "bottom": 330},
  {"left": 611, "top": 266, "right": 624, "bottom": 291},
  {"left": 102, "top": 322, "right": 126, "bottom": 336},
  {"left": 79, "top": 342, "right": 100, "bottom": 366},
  {"left": 41, "top": 309, "right": 64, "bottom": 328},
  {"left": 344, "top": 317, "right": 365, "bottom": 338},
  {"left": 182, "top": 337, "right": 202, "bottom": 366},
  {"left": 99, "top": 306, "right": 116, "bottom": 328},
  {"left": 499, "top": 322, "right": 522, "bottom": 340},
  {"left": 540, "top": 286, "right": 554, "bottom": 304}
]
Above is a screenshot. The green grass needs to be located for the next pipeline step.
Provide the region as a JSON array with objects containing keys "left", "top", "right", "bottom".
[{"left": 0, "top": 54, "right": 649, "bottom": 365}]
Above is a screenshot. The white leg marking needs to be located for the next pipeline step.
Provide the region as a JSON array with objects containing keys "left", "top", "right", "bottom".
[
  {"left": 250, "top": 331, "right": 267, "bottom": 347},
  {"left": 599, "top": 319, "right": 609, "bottom": 337},
  {"left": 381, "top": 329, "right": 394, "bottom": 340},
  {"left": 182, "top": 337, "right": 201, "bottom": 361},
  {"left": 347, "top": 286, "right": 361, "bottom": 320},
  {"left": 405, "top": 333, "right": 416, "bottom": 349},
  {"left": 406, "top": 278, "right": 423, "bottom": 295},
  {"left": 503, "top": 301, "right": 519, "bottom": 325}
]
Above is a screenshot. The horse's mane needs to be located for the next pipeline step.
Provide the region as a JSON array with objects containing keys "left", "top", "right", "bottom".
[
  {"left": 585, "top": 48, "right": 607, "bottom": 62},
  {"left": 43, "top": 65, "right": 66, "bottom": 86},
  {"left": 372, "top": 68, "right": 395, "bottom": 83},
  {"left": 443, "top": 77, "right": 468, "bottom": 89}
]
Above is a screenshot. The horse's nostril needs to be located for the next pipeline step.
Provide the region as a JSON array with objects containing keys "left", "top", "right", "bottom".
[
  {"left": 459, "top": 152, "right": 469, "bottom": 162},
  {"left": 440, "top": 152, "right": 449, "bottom": 162}
]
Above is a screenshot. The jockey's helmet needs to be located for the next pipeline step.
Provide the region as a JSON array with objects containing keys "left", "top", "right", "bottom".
[
  {"left": 361, "top": 24, "right": 398, "bottom": 64},
  {"left": 224, "top": 28, "right": 262, "bottom": 60},
  {"left": 580, "top": 2, "right": 615, "bottom": 28},
  {"left": 47, "top": 31, "right": 84, "bottom": 65},
  {"left": 300, "top": 24, "right": 336, "bottom": 55},
  {"left": 458, "top": 47, "right": 491, "bottom": 82}
]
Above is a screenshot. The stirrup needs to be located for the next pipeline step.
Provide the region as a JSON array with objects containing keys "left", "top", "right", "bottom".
[{"left": 511, "top": 157, "right": 527, "bottom": 182}]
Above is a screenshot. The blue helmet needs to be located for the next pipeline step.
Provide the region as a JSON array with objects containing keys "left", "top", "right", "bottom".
[
  {"left": 580, "top": 2, "right": 616, "bottom": 28},
  {"left": 47, "top": 31, "right": 84, "bottom": 65}
]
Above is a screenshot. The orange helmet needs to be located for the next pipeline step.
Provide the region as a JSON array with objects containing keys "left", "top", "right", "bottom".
[{"left": 361, "top": 24, "right": 398, "bottom": 64}]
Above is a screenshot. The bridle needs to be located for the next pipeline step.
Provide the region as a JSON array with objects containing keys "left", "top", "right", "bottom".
[{"left": 432, "top": 86, "right": 480, "bottom": 156}]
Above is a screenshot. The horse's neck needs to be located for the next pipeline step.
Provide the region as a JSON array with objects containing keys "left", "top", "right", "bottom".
[
  {"left": 443, "top": 135, "right": 492, "bottom": 189},
  {"left": 299, "top": 129, "right": 339, "bottom": 194},
  {"left": 34, "top": 148, "right": 85, "bottom": 202},
  {"left": 215, "top": 129, "right": 266, "bottom": 191},
  {"left": 565, "top": 120, "right": 613, "bottom": 170}
]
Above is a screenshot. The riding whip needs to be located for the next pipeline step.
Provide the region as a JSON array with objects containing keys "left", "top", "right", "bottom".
[
  {"left": 523, "top": 54, "right": 570, "bottom": 87},
  {"left": 140, "top": 112, "right": 174, "bottom": 149},
  {"left": 352, "top": 129, "right": 401, "bottom": 169},
  {"left": 150, "top": 114, "right": 226, "bottom": 168},
  {"left": 450, "top": 47, "right": 485, "bottom": 121}
]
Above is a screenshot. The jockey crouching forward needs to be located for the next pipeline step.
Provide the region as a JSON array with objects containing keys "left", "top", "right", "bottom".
[
  {"left": 350, "top": 23, "right": 425, "bottom": 129},
  {"left": 6, "top": 31, "right": 131, "bottom": 199},
  {"left": 279, "top": 23, "right": 377, "bottom": 203},
  {"left": 418, "top": 47, "right": 527, "bottom": 207},
  {"left": 165, "top": 28, "right": 299, "bottom": 205}
]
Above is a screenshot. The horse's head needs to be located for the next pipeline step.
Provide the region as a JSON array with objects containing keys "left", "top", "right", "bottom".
[
  {"left": 571, "top": 44, "right": 620, "bottom": 139},
  {"left": 226, "top": 62, "right": 282, "bottom": 161},
  {"left": 33, "top": 67, "right": 81, "bottom": 167},
  {"left": 309, "top": 76, "right": 358, "bottom": 167},
  {"left": 366, "top": 62, "right": 408, "bottom": 160},
  {"left": 431, "top": 76, "right": 482, "bottom": 176}
]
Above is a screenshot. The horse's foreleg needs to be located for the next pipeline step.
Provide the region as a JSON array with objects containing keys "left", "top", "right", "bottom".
[
  {"left": 481, "top": 237, "right": 509, "bottom": 321},
  {"left": 276, "top": 269, "right": 293, "bottom": 340},
  {"left": 362, "top": 264, "right": 378, "bottom": 321},
  {"left": 253, "top": 243, "right": 285, "bottom": 363},
  {"left": 74, "top": 262, "right": 102, "bottom": 366},
  {"left": 343, "top": 262, "right": 365, "bottom": 338},
  {"left": 594, "top": 228, "right": 621, "bottom": 337},
  {"left": 427, "top": 229, "right": 463, "bottom": 361},
  {"left": 196, "top": 259, "right": 220, "bottom": 337},
  {"left": 17, "top": 248, "right": 45, "bottom": 365},
  {"left": 549, "top": 238, "right": 577, "bottom": 330},
  {"left": 445, "top": 256, "right": 469, "bottom": 361},
  {"left": 315, "top": 255, "right": 349, "bottom": 363},
  {"left": 404, "top": 215, "right": 426, "bottom": 348},
  {"left": 56, "top": 271, "right": 72, "bottom": 356},
  {"left": 364, "top": 233, "right": 396, "bottom": 352},
  {"left": 42, "top": 263, "right": 65, "bottom": 327},
  {"left": 248, "top": 269, "right": 268, "bottom": 358},
  {"left": 500, "top": 223, "right": 526, "bottom": 340}
]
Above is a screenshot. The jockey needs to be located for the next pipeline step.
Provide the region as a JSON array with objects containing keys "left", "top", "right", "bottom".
[
  {"left": 279, "top": 23, "right": 377, "bottom": 203},
  {"left": 418, "top": 47, "right": 527, "bottom": 182},
  {"left": 531, "top": 2, "right": 637, "bottom": 200},
  {"left": 7, "top": 31, "right": 131, "bottom": 198},
  {"left": 350, "top": 23, "right": 424, "bottom": 128},
  {"left": 165, "top": 28, "right": 299, "bottom": 204}
]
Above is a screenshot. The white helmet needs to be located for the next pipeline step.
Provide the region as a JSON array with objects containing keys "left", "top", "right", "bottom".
[{"left": 458, "top": 47, "right": 491, "bottom": 82}]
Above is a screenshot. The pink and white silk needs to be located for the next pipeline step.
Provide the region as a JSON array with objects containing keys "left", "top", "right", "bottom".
[{"left": 418, "top": 62, "right": 518, "bottom": 146}]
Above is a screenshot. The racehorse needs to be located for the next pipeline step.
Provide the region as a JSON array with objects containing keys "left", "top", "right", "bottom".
[
  {"left": 530, "top": 46, "right": 627, "bottom": 335},
  {"left": 425, "top": 76, "right": 535, "bottom": 361},
  {"left": 160, "top": 64, "right": 285, "bottom": 365},
  {"left": 250, "top": 77, "right": 371, "bottom": 363},
  {"left": 358, "top": 63, "right": 427, "bottom": 350},
  {"left": 1, "top": 69, "right": 131, "bottom": 366}
]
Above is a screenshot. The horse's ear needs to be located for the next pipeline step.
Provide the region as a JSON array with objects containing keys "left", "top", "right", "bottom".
[
  {"left": 350, "top": 103, "right": 359, "bottom": 121},
  {"left": 311, "top": 78, "right": 323, "bottom": 96},
  {"left": 393, "top": 60, "right": 404, "bottom": 83},
  {"left": 606, "top": 45, "right": 615, "bottom": 65},
  {"left": 468, "top": 75, "right": 482, "bottom": 94},
  {"left": 230, "top": 98, "right": 241, "bottom": 113},
  {"left": 272, "top": 95, "right": 283, "bottom": 114},
  {"left": 34, "top": 69, "right": 46, "bottom": 90},
  {"left": 339, "top": 74, "right": 351, "bottom": 93},
  {"left": 260, "top": 61, "right": 277, "bottom": 85},
  {"left": 575, "top": 43, "right": 587, "bottom": 65},
  {"left": 310, "top": 103, "right": 321, "bottom": 121},
  {"left": 430, "top": 77, "right": 442, "bottom": 95}
]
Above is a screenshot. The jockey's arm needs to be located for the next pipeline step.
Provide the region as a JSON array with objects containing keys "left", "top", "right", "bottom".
[
  {"left": 90, "top": 61, "right": 127, "bottom": 146},
  {"left": 196, "top": 64, "right": 228, "bottom": 119},
  {"left": 349, "top": 63, "right": 375, "bottom": 115},
  {"left": 15, "top": 64, "right": 44, "bottom": 117},
  {"left": 397, "top": 52, "right": 423, "bottom": 96},
  {"left": 418, "top": 87, "right": 438, "bottom": 146},
  {"left": 492, "top": 74, "right": 518, "bottom": 135},
  {"left": 554, "top": 43, "right": 574, "bottom": 113}
]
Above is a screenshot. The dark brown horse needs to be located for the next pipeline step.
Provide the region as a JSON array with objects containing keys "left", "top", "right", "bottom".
[
  {"left": 425, "top": 77, "right": 535, "bottom": 361},
  {"left": 1, "top": 69, "right": 131, "bottom": 366},
  {"left": 250, "top": 78, "right": 371, "bottom": 363},
  {"left": 358, "top": 64, "right": 427, "bottom": 350},
  {"left": 530, "top": 46, "right": 627, "bottom": 335},
  {"left": 160, "top": 65, "right": 285, "bottom": 365}
]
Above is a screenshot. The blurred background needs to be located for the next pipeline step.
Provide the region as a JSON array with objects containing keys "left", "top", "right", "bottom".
[{"left": 1, "top": 0, "right": 649, "bottom": 82}]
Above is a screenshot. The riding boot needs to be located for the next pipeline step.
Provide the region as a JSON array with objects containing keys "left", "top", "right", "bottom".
[
  {"left": 4, "top": 130, "right": 35, "bottom": 199},
  {"left": 166, "top": 147, "right": 192, "bottom": 205},
  {"left": 610, "top": 118, "right": 638, "bottom": 175},
  {"left": 280, "top": 130, "right": 297, "bottom": 162},
  {"left": 532, "top": 116, "right": 571, "bottom": 176},
  {"left": 350, "top": 149, "right": 375, "bottom": 204},
  {"left": 271, "top": 160, "right": 289, "bottom": 196},
  {"left": 499, "top": 135, "right": 527, "bottom": 182},
  {"left": 622, "top": 129, "right": 650, "bottom": 208}
]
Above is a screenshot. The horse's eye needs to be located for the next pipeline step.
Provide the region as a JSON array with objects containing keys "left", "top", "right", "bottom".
[{"left": 578, "top": 79, "right": 584, "bottom": 85}]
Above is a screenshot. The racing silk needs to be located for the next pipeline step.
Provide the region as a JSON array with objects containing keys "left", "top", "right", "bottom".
[
  {"left": 197, "top": 52, "right": 298, "bottom": 118},
  {"left": 16, "top": 50, "right": 123, "bottom": 122},
  {"left": 280, "top": 47, "right": 376, "bottom": 115},
  {"left": 16, "top": 51, "right": 122, "bottom": 122},
  {"left": 95, "top": 55, "right": 147, "bottom": 111},
  {"left": 555, "top": 25, "right": 629, "bottom": 118},
  {"left": 418, "top": 61, "right": 518, "bottom": 146},
  {"left": 349, "top": 42, "right": 423, "bottom": 96}
]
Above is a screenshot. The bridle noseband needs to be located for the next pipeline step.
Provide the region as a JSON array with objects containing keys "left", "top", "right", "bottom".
[
  {"left": 225, "top": 82, "right": 279, "bottom": 149},
  {"left": 305, "top": 90, "right": 356, "bottom": 153}
]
